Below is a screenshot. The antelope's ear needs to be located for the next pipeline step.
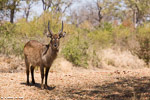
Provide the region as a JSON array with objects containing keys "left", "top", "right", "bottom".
[
  {"left": 59, "top": 31, "right": 66, "bottom": 38},
  {"left": 47, "top": 32, "right": 52, "bottom": 38}
]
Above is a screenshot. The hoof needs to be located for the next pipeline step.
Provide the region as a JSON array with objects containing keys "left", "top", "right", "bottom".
[
  {"left": 44, "top": 85, "right": 48, "bottom": 89},
  {"left": 32, "top": 81, "right": 35, "bottom": 85},
  {"left": 26, "top": 82, "right": 30, "bottom": 86},
  {"left": 41, "top": 84, "right": 44, "bottom": 89}
]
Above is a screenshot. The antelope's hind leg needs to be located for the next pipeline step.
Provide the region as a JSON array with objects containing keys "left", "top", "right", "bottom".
[
  {"left": 31, "top": 66, "right": 35, "bottom": 84},
  {"left": 25, "top": 56, "right": 30, "bottom": 85}
]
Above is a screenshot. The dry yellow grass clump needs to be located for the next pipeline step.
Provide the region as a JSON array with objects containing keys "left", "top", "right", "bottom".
[
  {"left": 100, "top": 48, "right": 145, "bottom": 69},
  {"left": 0, "top": 55, "right": 25, "bottom": 73}
]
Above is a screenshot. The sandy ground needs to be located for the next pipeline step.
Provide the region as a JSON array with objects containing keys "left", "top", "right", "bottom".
[
  {"left": 0, "top": 56, "right": 150, "bottom": 100},
  {"left": 1, "top": 68, "right": 150, "bottom": 100}
]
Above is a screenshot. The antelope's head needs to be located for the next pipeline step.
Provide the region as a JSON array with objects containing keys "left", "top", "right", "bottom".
[{"left": 47, "top": 21, "right": 66, "bottom": 50}]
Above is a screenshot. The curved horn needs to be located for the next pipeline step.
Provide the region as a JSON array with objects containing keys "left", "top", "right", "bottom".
[
  {"left": 58, "top": 21, "right": 63, "bottom": 35},
  {"left": 47, "top": 21, "right": 53, "bottom": 37}
]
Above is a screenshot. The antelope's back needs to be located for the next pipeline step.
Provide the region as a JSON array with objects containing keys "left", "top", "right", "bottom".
[{"left": 24, "top": 40, "right": 44, "bottom": 66}]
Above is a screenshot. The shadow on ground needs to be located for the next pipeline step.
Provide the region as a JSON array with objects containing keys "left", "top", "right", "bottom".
[
  {"left": 20, "top": 82, "right": 55, "bottom": 90},
  {"left": 67, "top": 77, "right": 150, "bottom": 99}
]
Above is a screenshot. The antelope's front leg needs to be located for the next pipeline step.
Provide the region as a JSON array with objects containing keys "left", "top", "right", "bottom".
[
  {"left": 40, "top": 65, "right": 44, "bottom": 89},
  {"left": 45, "top": 67, "right": 50, "bottom": 89}
]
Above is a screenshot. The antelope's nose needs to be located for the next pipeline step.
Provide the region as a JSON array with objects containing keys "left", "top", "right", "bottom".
[{"left": 54, "top": 44, "right": 57, "bottom": 47}]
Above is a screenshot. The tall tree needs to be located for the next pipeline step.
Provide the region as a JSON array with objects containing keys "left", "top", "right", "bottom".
[
  {"left": 96, "top": 0, "right": 103, "bottom": 23},
  {"left": 9, "top": 0, "right": 20, "bottom": 23},
  {"left": 68, "top": 0, "right": 122, "bottom": 27},
  {"left": 23, "top": 0, "right": 38, "bottom": 22},
  {"left": 0, "top": 0, "right": 20, "bottom": 23},
  {"left": 124, "top": 0, "right": 150, "bottom": 27}
]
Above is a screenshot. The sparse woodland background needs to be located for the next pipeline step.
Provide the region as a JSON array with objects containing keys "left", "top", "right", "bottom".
[{"left": 0, "top": 0, "right": 149, "bottom": 68}]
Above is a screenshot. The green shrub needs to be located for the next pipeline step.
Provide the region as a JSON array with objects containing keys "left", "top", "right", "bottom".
[
  {"left": 102, "top": 22, "right": 113, "bottom": 32},
  {"left": 136, "top": 24, "right": 150, "bottom": 66},
  {"left": 137, "top": 37, "right": 149, "bottom": 65},
  {"left": 88, "top": 28, "right": 113, "bottom": 47},
  {"left": 0, "top": 22, "right": 24, "bottom": 57},
  {"left": 112, "top": 25, "right": 132, "bottom": 48},
  {"left": 62, "top": 36, "right": 89, "bottom": 67},
  {"left": 128, "top": 24, "right": 150, "bottom": 66},
  {"left": 91, "top": 50, "right": 101, "bottom": 67}
]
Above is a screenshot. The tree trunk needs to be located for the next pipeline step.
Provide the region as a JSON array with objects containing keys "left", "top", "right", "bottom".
[
  {"left": 10, "top": 8, "right": 15, "bottom": 23},
  {"left": 96, "top": 1, "right": 103, "bottom": 23},
  {"left": 133, "top": 9, "right": 137, "bottom": 28},
  {"left": 10, "top": 1, "right": 17, "bottom": 23},
  {"left": 25, "top": 6, "right": 30, "bottom": 22}
]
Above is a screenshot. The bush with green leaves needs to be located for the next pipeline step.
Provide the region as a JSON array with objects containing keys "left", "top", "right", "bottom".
[
  {"left": 136, "top": 24, "right": 150, "bottom": 66},
  {"left": 0, "top": 22, "right": 24, "bottom": 57},
  {"left": 88, "top": 28, "right": 113, "bottom": 48},
  {"left": 127, "top": 24, "right": 150, "bottom": 66},
  {"left": 62, "top": 36, "right": 89, "bottom": 67}
]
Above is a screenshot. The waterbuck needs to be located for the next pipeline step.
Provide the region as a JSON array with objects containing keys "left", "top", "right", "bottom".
[{"left": 23, "top": 21, "right": 65, "bottom": 89}]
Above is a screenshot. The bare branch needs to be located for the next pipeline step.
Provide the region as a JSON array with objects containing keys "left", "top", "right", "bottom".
[{"left": 42, "top": 0, "right": 52, "bottom": 11}]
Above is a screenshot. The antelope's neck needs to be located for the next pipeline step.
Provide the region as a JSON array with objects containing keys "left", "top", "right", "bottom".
[
  {"left": 47, "top": 46, "right": 58, "bottom": 59},
  {"left": 42, "top": 46, "right": 58, "bottom": 67}
]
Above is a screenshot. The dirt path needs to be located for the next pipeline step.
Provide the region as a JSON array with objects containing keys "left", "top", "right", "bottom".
[{"left": 1, "top": 68, "right": 150, "bottom": 100}]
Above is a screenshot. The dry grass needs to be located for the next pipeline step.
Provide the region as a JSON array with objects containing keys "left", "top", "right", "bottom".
[
  {"left": 0, "top": 55, "right": 25, "bottom": 73},
  {"left": 50, "top": 57, "right": 73, "bottom": 73},
  {"left": 100, "top": 48, "right": 146, "bottom": 69}
]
